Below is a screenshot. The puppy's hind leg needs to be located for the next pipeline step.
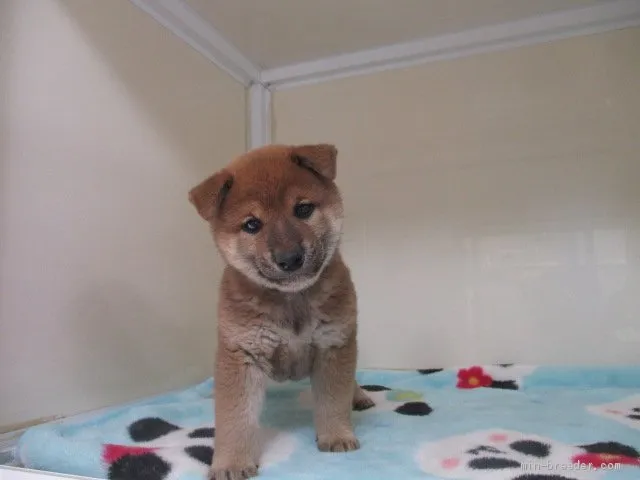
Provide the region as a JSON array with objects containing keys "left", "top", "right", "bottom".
[
  {"left": 352, "top": 384, "right": 375, "bottom": 411},
  {"left": 209, "top": 349, "right": 266, "bottom": 480}
]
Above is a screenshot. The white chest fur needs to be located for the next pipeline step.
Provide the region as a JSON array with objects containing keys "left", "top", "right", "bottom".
[{"left": 267, "top": 298, "right": 347, "bottom": 382}]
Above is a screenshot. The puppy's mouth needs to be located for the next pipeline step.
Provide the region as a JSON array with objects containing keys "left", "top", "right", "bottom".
[
  {"left": 232, "top": 234, "right": 339, "bottom": 291},
  {"left": 256, "top": 252, "right": 325, "bottom": 285}
]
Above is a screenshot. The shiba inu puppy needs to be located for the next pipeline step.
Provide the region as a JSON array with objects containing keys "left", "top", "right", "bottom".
[{"left": 189, "top": 144, "right": 373, "bottom": 480}]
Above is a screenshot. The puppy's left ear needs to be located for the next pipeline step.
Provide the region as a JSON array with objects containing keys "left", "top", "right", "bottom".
[
  {"left": 188, "top": 169, "right": 233, "bottom": 221},
  {"left": 291, "top": 144, "right": 337, "bottom": 180}
]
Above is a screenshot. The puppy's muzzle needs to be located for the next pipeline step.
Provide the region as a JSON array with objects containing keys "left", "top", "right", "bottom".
[{"left": 272, "top": 244, "right": 305, "bottom": 272}]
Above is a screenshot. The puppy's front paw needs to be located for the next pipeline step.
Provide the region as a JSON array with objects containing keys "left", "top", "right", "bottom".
[
  {"left": 208, "top": 464, "right": 258, "bottom": 480},
  {"left": 317, "top": 434, "right": 360, "bottom": 453}
]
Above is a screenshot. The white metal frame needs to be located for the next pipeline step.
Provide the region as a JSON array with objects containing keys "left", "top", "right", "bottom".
[
  {"left": 128, "top": 0, "right": 260, "bottom": 85},
  {"left": 4, "top": 1, "right": 640, "bottom": 478},
  {"left": 127, "top": 0, "right": 640, "bottom": 152},
  {"left": 260, "top": 0, "right": 640, "bottom": 90},
  {"left": 248, "top": 83, "right": 272, "bottom": 149}
]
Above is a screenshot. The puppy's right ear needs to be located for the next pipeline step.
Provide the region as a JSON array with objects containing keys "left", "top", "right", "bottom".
[
  {"left": 291, "top": 144, "right": 337, "bottom": 181},
  {"left": 188, "top": 170, "right": 233, "bottom": 221}
]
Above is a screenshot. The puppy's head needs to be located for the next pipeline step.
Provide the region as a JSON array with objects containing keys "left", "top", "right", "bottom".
[{"left": 189, "top": 144, "right": 343, "bottom": 292}]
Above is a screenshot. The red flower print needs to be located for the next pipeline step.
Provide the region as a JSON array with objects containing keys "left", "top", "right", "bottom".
[
  {"left": 102, "top": 444, "right": 157, "bottom": 463},
  {"left": 571, "top": 452, "right": 640, "bottom": 469},
  {"left": 457, "top": 366, "right": 493, "bottom": 389}
]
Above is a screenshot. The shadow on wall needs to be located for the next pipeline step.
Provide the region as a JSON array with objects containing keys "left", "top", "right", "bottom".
[
  {"left": 55, "top": 0, "right": 245, "bottom": 175},
  {"left": 0, "top": 0, "right": 245, "bottom": 427},
  {"left": 339, "top": 161, "right": 640, "bottom": 366},
  {"left": 0, "top": 0, "right": 13, "bottom": 365},
  {"left": 44, "top": 0, "right": 242, "bottom": 400},
  {"left": 67, "top": 281, "right": 209, "bottom": 407}
]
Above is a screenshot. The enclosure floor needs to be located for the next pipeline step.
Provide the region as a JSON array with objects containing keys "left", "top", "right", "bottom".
[
  {"left": 0, "top": 429, "right": 24, "bottom": 467},
  {"left": 13, "top": 365, "right": 640, "bottom": 480}
]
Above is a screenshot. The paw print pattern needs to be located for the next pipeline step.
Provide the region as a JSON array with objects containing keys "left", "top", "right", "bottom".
[
  {"left": 586, "top": 394, "right": 640, "bottom": 430},
  {"left": 360, "top": 385, "right": 433, "bottom": 416},
  {"left": 415, "top": 429, "right": 640, "bottom": 480},
  {"left": 105, "top": 448, "right": 171, "bottom": 480},
  {"left": 102, "top": 418, "right": 214, "bottom": 480},
  {"left": 418, "top": 364, "right": 537, "bottom": 390},
  {"left": 298, "top": 385, "right": 433, "bottom": 416},
  {"left": 101, "top": 417, "right": 296, "bottom": 480},
  {"left": 417, "top": 368, "right": 444, "bottom": 375},
  {"left": 457, "top": 365, "right": 537, "bottom": 390}
]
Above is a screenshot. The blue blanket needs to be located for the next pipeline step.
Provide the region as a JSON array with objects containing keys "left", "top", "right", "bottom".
[{"left": 17, "top": 364, "right": 640, "bottom": 479}]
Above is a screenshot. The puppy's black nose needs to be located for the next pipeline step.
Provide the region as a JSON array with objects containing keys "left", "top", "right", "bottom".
[{"left": 272, "top": 246, "right": 304, "bottom": 272}]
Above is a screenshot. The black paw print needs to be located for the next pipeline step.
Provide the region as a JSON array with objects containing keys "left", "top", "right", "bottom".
[
  {"left": 360, "top": 385, "right": 433, "bottom": 416},
  {"left": 106, "top": 418, "right": 215, "bottom": 480}
]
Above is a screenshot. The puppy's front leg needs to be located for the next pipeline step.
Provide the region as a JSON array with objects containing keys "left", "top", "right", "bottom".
[
  {"left": 210, "top": 347, "right": 266, "bottom": 480},
  {"left": 311, "top": 334, "right": 360, "bottom": 453}
]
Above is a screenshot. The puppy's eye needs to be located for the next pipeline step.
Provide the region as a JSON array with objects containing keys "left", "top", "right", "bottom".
[
  {"left": 293, "top": 202, "right": 315, "bottom": 219},
  {"left": 241, "top": 217, "right": 262, "bottom": 234}
]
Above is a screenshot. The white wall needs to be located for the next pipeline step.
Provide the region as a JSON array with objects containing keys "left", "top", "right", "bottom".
[
  {"left": 0, "top": 0, "right": 246, "bottom": 429},
  {"left": 273, "top": 27, "right": 640, "bottom": 369}
]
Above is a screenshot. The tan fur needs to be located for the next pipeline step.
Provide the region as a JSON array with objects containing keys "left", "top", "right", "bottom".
[{"left": 188, "top": 144, "right": 374, "bottom": 480}]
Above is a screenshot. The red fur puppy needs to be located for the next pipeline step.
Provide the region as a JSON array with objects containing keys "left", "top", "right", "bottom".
[{"left": 188, "top": 144, "right": 374, "bottom": 480}]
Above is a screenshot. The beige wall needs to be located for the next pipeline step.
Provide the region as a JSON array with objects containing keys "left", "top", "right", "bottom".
[
  {"left": 273, "top": 27, "right": 640, "bottom": 369},
  {"left": 0, "top": 0, "right": 246, "bottom": 428}
]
